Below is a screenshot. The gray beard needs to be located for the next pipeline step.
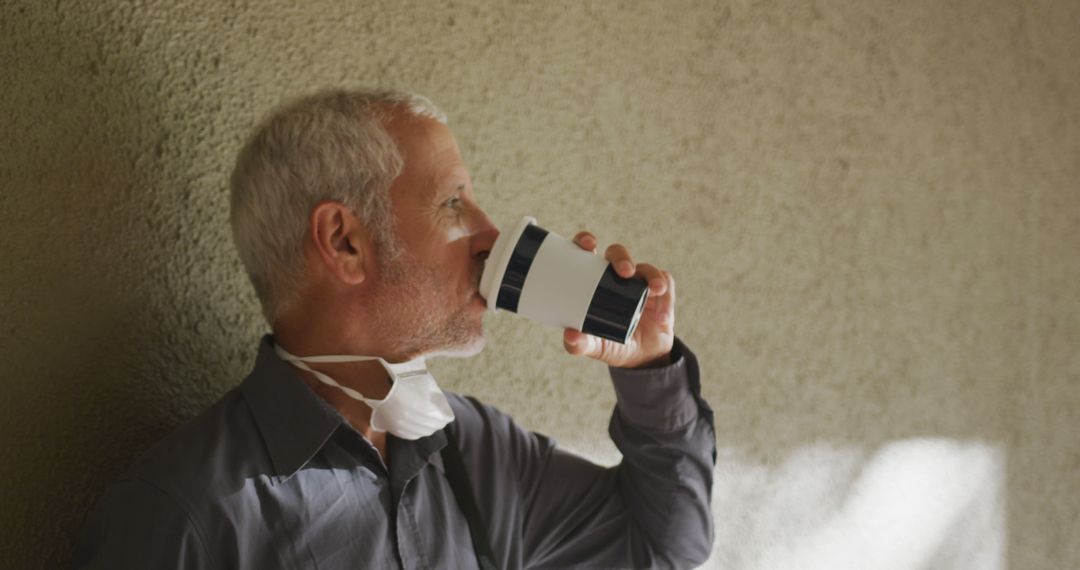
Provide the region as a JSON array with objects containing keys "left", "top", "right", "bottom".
[{"left": 368, "top": 246, "right": 484, "bottom": 359}]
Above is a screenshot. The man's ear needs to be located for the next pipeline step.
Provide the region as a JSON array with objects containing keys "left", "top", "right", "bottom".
[{"left": 308, "top": 200, "right": 371, "bottom": 286}]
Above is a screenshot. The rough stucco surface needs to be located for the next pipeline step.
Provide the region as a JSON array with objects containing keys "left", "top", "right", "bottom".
[{"left": 2, "top": 0, "right": 1077, "bottom": 568}]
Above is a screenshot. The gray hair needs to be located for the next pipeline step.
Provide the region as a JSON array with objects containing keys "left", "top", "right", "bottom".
[{"left": 229, "top": 88, "right": 447, "bottom": 325}]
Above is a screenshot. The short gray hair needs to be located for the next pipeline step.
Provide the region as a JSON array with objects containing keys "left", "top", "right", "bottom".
[{"left": 229, "top": 88, "right": 447, "bottom": 325}]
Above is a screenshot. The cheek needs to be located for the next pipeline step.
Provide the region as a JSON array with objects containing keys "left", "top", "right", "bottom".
[{"left": 444, "top": 225, "right": 470, "bottom": 243}]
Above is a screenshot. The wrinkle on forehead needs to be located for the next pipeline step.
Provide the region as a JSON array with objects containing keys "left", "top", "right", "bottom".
[
  {"left": 384, "top": 112, "right": 459, "bottom": 163},
  {"left": 383, "top": 112, "right": 464, "bottom": 201}
]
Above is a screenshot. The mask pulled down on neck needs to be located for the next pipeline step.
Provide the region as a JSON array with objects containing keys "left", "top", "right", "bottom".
[{"left": 273, "top": 344, "right": 455, "bottom": 440}]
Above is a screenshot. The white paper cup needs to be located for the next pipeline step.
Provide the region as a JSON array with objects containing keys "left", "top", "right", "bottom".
[{"left": 479, "top": 216, "right": 649, "bottom": 344}]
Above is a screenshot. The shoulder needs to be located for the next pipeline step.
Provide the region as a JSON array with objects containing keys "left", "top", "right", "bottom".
[
  {"left": 120, "top": 386, "right": 268, "bottom": 513},
  {"left": 73, "top": 475, "right": 214, "bottom": 568},
  {"left": 444, "top": 391, "right": 502, "bottom": 429},
  {"left": 444, "top": 392, "right": 529, "bottom": 442},
  {"left": 443, "top": 392, "right": 558, "bottom": 474},
  {"left": 76, "top": 389, "right": 262, "bottom": 568}
]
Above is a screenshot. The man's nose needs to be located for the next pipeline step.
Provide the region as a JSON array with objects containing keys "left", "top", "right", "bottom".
[{"left": 470, "top": 207, "right": 499, "bottom": 260}]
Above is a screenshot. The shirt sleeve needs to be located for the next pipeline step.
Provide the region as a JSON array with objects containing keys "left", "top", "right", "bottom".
[
  {"left": 518, "top": 337, "right": 716, "bottom": 569},
  {"left": 72, "top": 477, "right": 214, "bottom": 570}
]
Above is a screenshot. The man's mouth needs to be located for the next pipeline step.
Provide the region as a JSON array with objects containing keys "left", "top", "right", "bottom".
[
  {"left": 471, "top": 271, "right": 484, "bottom": 301},
  {"left": 470, "top": 282, "right": 488, "bottom": 307}
]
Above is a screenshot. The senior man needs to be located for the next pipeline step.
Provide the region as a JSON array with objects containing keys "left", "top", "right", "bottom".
[{"left": 74, "top": 89, "right": 716, "bottom": 569}]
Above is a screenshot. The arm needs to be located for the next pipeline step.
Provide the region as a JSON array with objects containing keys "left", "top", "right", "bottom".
[
  {"left": 519, "top": 338, "right": 715, "bottom": 569},
  {"left": 539, "top": 230, "right": 714, "bottom": 567},
  {"left": 608, "top": 339, "right": 715, "bottom": 566},
  {"left": 452, "top": 230, "right": 713, "bottom": 567}
]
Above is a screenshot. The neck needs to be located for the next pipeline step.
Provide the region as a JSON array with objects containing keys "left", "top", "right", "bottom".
[{"left": 272, "top": 305, "right": 398, "bottom": 459}]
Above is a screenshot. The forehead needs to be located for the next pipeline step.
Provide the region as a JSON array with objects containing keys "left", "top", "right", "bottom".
[{"left": 383, "top": 112, "right": 464, "bottom": 191}]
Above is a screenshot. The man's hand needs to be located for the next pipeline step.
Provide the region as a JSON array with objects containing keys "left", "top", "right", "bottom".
[{"left": 562, "top": 231, "right": 676, "bottom": 369}]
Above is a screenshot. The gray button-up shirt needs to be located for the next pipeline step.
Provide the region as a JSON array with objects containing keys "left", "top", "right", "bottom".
[{"left": 74, "top": 335, "right": 715, "bottom": 569}]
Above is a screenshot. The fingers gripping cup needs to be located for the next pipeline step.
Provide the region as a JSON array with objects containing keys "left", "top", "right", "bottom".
[{"left": 479, "top": 216, "right": 650, "bottom": 344}]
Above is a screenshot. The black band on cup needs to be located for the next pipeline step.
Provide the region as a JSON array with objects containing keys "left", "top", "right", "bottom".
[
  {"left": 496, "top": 224, "right": 549, "bottom": 313},
  {"left": 581, "top": 265, "right": 650, "bottom": 343}
]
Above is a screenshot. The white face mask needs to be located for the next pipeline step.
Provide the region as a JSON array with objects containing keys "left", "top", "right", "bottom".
[{"left": 273, "top": 344, "right": 455, "bottom": 441}]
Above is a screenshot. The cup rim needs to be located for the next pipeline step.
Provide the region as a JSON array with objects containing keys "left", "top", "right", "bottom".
[{"left": 480, "top": 215, "right": 537, "bottom": 312}]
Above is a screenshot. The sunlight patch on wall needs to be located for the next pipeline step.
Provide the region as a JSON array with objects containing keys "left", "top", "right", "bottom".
[{"left": 713, "top": 439, "right": 1005, "bottom": 570}]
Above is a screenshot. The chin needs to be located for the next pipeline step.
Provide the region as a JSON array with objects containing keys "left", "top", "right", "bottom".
[{"left": 426, "top": 334, "right": 487, "bottom": 360}]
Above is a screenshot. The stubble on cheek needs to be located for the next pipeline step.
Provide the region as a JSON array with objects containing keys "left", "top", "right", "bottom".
[{"left": 369, "top": 254, "right": 483, "bottom": 357}]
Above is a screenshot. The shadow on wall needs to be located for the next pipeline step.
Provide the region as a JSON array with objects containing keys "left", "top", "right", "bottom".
[{"left": 2, "top": 6, "right": 242, "bottom": 567}]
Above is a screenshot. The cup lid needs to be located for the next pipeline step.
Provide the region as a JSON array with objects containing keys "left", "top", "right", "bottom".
[{"left": 479, "top": 216, "right": 537, "bottom": 312}]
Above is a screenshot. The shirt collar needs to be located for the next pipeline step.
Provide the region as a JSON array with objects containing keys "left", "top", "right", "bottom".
[
  {"left": 240, "top": 335, "right": 345, "bottom": 482},
  {"left": 240, "top": 334, "right": 448, "bottom": 484}
]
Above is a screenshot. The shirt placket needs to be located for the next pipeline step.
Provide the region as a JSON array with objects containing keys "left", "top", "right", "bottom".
[
  {"left": 395, "top": 488, "right": 431, "bottom": 570},
  {"left": 390, "top": 435, "right": 443, "bottom": 570}
]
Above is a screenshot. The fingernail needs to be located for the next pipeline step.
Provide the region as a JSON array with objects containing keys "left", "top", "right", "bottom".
[{"left": 618, "top": 261, "right": 633, "bottom": 275}]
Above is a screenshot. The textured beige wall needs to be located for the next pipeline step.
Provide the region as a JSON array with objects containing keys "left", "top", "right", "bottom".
[{"left": 2, "top": 0, "right": 1077, "bottom": 568}]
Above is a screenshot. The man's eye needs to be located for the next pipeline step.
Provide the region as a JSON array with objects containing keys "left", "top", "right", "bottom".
[{"left": 443, "top": 196, "right": 462, "bottom": 209}]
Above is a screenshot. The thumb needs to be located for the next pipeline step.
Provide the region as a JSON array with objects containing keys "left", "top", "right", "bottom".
[{"left": 563, "top": 329, "right": 597, "bottom": 357}]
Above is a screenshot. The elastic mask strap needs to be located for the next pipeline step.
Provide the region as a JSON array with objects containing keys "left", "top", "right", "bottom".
[{"left": 274, "top": 344, "right": 388, "bottom": 406}]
